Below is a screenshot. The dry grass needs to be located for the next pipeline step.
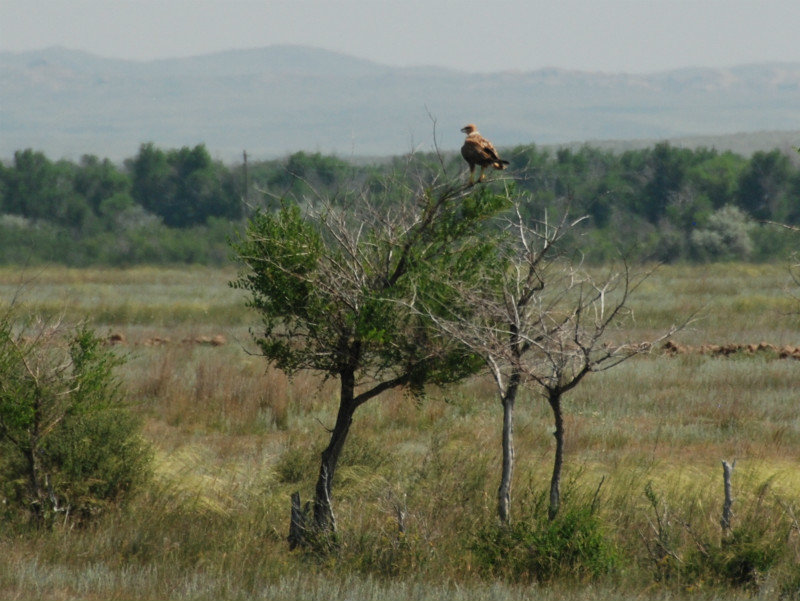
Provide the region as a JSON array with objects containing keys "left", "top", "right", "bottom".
[{"left": 1, "top": 263, "right": 799, "bottom": 600}]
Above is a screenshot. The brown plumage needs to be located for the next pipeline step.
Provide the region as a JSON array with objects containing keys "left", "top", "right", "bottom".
[{"left": 460, "top": 123, "right": 509, "bottom": 184}]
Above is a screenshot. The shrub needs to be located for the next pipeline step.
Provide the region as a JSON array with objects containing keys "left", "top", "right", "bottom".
[
  {"left": 0, "top": 315, "right": 151, "bottom": 526},
  {"left": 471, "top": 505, "right": 618, "bottom": 583},
  {"left": 689, "top": 205, "right": 753, "bottom": 261},
  {"left": 780, "top": 562, "right": 800, "bottom": 600},
  {"left": 682, "top": 526, "right": 784, "bottom": 590},
  {"left": 275, "top": 444, "right": 316, "bottom": 485}
]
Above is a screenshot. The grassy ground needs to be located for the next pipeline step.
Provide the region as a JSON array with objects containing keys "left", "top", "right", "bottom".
[{"left": 1, "top": 263, "right": 799, "bottom": 600}]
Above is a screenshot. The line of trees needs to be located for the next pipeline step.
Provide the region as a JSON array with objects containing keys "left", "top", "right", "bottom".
[
  {"left": 0, "top": 145, "right": 242, "bottom": 265},
  {"left": 1, "top": 142, "right": 799, "bottom": 265},
  {"left": 508, "top": 143, "right": 800, "bottom": 262}
]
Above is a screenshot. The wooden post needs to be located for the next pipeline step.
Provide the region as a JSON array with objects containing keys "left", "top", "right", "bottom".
[
  {"left": 288, "top": 492, "right": 307, "bottom": 549},
  {"left": 395, "top": 503, "right": 406, "bottom": 535},
  {"left": 720, "top": 460, "right": 735, "bottom": 535}
]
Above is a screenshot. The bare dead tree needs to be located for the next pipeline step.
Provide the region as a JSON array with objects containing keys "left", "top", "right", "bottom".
[
  {"left": 416, "top": 194, "right": 681, "bottom": 523},
  {"left": 416, "top": 199, "right": 582, "bottom": 523},
  {"left": 520, "top": 259, "right": 679, "bottom": 519}
]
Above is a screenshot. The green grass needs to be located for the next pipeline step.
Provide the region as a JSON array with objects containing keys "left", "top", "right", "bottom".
[
  {"left": 1, "top": 263, "right": 799, "bottom": 600},
  {"left": 0, "top": 265, "right": 249, "bottom": 326}
]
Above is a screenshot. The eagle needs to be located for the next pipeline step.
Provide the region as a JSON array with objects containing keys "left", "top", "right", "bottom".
[{"left": 460, "top": 124, "right": 509, "bottom": 185}]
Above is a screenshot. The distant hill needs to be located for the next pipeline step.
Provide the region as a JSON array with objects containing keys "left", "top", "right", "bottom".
[{"left": 1, "top": 45, "right": 799, "bottom": 162}]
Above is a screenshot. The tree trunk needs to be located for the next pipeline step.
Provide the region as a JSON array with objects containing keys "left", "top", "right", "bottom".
[
  {"left": 312, "top": 369, "right": 357, "bottom": 532},
  {"left": 547, "top": 388, "right": 564, "bottom": 521},
  {"left": 25, "top": 394, "right": 47, "bottom": 524},
  {"left": 288, "top": 492, "right": 308, "bottom": 549},
  {"left": 23, "top": 444, "right": 47, "bottom": 524},
  {"left": 497, "top": 371, "right": 520, "bottom": 524}
]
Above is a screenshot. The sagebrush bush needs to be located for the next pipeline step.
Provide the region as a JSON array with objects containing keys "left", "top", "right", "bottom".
[
  {"left": 0, "top": 315, "right": 151, "bottom": 526},
  {"left": 689, "top": 205, "right": 754, "bottom": 261}
]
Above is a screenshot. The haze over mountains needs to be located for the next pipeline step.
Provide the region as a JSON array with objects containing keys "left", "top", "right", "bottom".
[{"left": 1, "top": 45, "right": 799, "bottom": 162}]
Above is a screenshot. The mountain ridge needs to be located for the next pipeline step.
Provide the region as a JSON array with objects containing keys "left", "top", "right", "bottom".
[{"left": 1, "top": 46, "right": 798, "bottom": 161}]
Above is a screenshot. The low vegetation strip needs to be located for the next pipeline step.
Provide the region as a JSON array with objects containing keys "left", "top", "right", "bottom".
[
  {"left": 663, "top": 339, "right": 800, "bottom": 359},
  {"left": 105, "top": 331, "right": 228, "bottom": 347}
]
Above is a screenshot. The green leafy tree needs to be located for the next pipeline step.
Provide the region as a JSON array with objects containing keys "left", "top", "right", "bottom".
[
  {"left": 736, "top": 149, "right": 794, "bottom": 222},
  {"left": 129, "top": 142, "right": 172, "bottom": 219},
  {"left": 640, "top": 143, "right": 693, "bottom": 224},
  {"left": 74, "top": 154, "right": 131, "bottom": 214},
  {"left": 1, "top": 149, "right": 90, "bottom": 229},
  {"left": 0, "top": 315, "right": 151, "bottom": 526},
  {"left": 232, "top": 176, "right": 506, "bottom": 535},
  {"left": 129, "top": 143, "right": 240, "bottom": 227},
  {"left": 687, "top": 151, "right": 747, "bottom": 210},
  {"left": 252, "top": 151, "right": 358, "bottom": 206}
]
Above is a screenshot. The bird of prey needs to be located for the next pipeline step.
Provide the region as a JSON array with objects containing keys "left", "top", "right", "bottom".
[{"left": 460, "top": 124, "right": 509, "bottom": 185}]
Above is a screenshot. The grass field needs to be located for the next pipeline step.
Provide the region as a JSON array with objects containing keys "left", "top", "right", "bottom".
[{"left": 1, "top": 263, "right": 799, "bottom": 600}]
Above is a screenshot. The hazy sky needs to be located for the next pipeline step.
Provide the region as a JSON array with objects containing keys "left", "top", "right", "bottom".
[{"left": 1, "top": 0, "right": 799, "bottom": 73}]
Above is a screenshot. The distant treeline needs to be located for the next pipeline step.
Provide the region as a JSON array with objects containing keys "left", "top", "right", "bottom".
[{"left": 0, "top": 141, "right": 798, "bottom": 266}]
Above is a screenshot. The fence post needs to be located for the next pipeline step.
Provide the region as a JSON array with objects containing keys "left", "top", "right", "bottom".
[{"left": 720, "top": 460, "right": 735, "bottom": 535}]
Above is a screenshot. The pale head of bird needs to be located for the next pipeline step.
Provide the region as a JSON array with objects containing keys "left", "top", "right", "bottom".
[{"left": 460, "top": 124, "right": 478, "bottom": 135}]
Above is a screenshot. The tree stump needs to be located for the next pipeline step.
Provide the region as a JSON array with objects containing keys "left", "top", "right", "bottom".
[{"left": 288, "top": 492, "right": 309, "bottom": 550}]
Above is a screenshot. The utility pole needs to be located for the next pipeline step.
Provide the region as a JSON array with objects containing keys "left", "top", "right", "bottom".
[{"left": 242, "top": 149, "right": 249, "bottom": 212}]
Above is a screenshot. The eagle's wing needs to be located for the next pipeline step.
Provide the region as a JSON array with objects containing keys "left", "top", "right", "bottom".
[
  {"left": 475, "top": 134, "right": 502, "bottom": 162},
  {"left": 462, "top": 134, "right": 501, "bottom": 164}
]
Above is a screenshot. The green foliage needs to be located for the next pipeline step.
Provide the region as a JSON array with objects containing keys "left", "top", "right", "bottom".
[
  {"left": 682, "top": 527, "right": 784, "bottom": 590},
  {"left": 736, "top": 150, "right": 794, "bottom": 221},
  {"left": 231, "top": 202, "right": 326, "bottom": 374},
  {"left": 74, "top": 154, "right": 131, "bottom": 214},
  {"left": 262, "top": 151, "right": 355, "bottom": 199},
  {"left": 687, "top": 151, "right": 747, "bottom": 210},
  {"left": 640, "top": 143, "right": 694, "bottom": 224},
  {"left": 509, "top": 142, "right": 799, "bottom": 263},
  {"left": 231, "top": 183, "right": 504, "bottom": 384},
  {"left": 640, "top": 476, "right": 798, "bottom": 594},
  {"left": 471, "top": 505, "right": 618, "bottom": 583},
  {"left": 1, "top": 150, "right": 89, "bottom": 229},
  {"left": 231, "top": 176, "right": 508, "bottom": 533},
  {"left": 0, "top": 212, "right": 240, "bottom": 266},
  {"left": 275, "top": 445, "right": 317, "bottom": 485},
  {"left": 780, "top": 562, "right": 800, "bottom": 600},
  {"left": 129, "top": 143, "right": 241, "bottom": 228},
  {"left": 689, "top": 205, "right": 754, "bottom": 261},
  {"left": 0, "top": 316, "right": 151, "bottom": 526}
]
